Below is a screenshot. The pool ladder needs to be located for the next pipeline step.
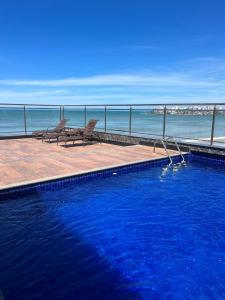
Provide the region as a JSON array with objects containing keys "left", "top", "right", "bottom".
[{"left": 153, "top": 137, "right": 185, "bottom": 165}]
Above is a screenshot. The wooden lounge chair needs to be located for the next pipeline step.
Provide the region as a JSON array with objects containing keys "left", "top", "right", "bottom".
[
  {"left": 32, "top": 118, "right": 68, "bottom": 138},
  {"left": 44, "top": 127, "right": 82, "bottom": 144},
  {"left": 59, "top": 119, "right": 98, "bottom": 145}
]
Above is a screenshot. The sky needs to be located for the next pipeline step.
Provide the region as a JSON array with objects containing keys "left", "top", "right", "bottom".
[{"left": 1, "top": 0, "right": 225, "bottom": 105}]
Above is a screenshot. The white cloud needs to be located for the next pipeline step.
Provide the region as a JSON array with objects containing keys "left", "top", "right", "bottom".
[
  {"left": 0, "top": 89, "right": 225, "bottom": 105},
  {"left": 0, "top": 89, "right": 68, "bottom": 98},
  {"left": 127, "top": 45, "right": 160, "bottom": 51},
  {"left": 89, "top": 45, "right": 160, "bottom": 53},
  {"left": 1, "top": 57, "right": 225, "bottom": 104},
  {"left": 0, "top": 73, "right": 224, "bottom": 88}
]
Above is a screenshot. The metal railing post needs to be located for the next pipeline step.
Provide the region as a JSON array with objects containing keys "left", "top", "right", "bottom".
[
  {"left": 23, "top": 105, "right": 27, "bottom": 134},
  {"left": 104, "top": 106, "right": 107, "bottom": 132},
  {"left": 84, "top": 106, "right": 87, "bottom": 127},
  {"left": 129, "top": 105, "right": 132, "bottom": 135},
  {"left": 62, "top": 106, "right": 64, "bottom": 119},
  {"left": 163, "top": 105, "right": 167, "bottom": 139},
  {"left": 210, "top": 105, "right": 216, "bottom": 146},
  {"left": 59, "top": 106, "right": 62, "bottom": 120}
]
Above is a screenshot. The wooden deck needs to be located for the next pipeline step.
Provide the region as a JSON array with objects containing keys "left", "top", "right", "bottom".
[{"left": 0, "top": 138, "right": 177, "bottom": 189}]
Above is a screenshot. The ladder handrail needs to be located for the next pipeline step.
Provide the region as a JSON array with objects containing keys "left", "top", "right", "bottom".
[
  {"left": 165, "top": 137, "right": 185, "bottom": 163},
  {"left": 161, "top": 140, "right": 173, "bottom": 165},
  {"left": 153, "top": 137, "right": 186, "bottom": 165},
  {"left": 153, "top": 139, "right": 173, "bottom": 165}
]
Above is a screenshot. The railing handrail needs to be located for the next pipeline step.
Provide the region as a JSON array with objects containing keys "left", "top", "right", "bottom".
[
  {"left": 0, "top": 102, "right": 224, "bottom": 146},
  {"left": 1, "top": 102, "right": 225, "bottom": 107}
]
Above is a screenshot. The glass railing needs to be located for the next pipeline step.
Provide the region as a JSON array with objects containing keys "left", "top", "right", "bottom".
[{"left": 0, "top": 103, "right": 225, "bottom": 147}]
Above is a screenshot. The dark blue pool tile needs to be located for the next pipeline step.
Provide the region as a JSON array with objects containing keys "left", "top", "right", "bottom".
[{"left": 189, "top": 151, "right": 225, "bottom": 165}]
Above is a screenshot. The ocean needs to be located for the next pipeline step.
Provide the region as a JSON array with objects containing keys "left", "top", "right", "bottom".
[{"left": 0, "top": 108, "right": 225, "bottom": 144}]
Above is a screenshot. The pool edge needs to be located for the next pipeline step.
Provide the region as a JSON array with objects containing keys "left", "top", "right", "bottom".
[{"left": 0, "top": 153, "right": 185, "bottom": 197}]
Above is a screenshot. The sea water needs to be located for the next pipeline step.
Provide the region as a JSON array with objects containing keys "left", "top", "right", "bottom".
[{"left": 0, "top": 108, "right": 225, "bottom": 143}]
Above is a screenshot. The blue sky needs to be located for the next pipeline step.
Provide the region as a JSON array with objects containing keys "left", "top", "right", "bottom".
[{"left": 1, "top": 0, "right": 225, "bottom": 104}]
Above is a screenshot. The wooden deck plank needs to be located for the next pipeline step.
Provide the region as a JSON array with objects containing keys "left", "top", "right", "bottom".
[{"left": 0, "top": 138, "right": 177, "bottom": 188}]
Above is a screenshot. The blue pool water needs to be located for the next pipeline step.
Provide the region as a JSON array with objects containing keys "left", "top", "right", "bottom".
[{"left": 1, "top": 155, "right": 225, "bottom": 299}]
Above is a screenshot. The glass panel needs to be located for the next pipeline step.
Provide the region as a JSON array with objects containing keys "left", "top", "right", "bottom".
[
  {"left": 64, "top": 106, "right": 85, "bottom": 128},
  {"left": 214, "top": 105, "right": 225, "bottom": 146},
  {"left": 0, "top": 105, "right": 25, "bottom": 136},
  {"left": 131, "top": 105, "right": 164, "bottom": 138},
  {"left": 106, "top": 107, "right": 130, "bottom": 133},
  {"left": 165, "top": 105, "right": 213, "bottom": 144},
  {"left": 26, "top": 106, "right": 61, "bottom": 133},
  {"left": 86, "top": 106, "right": 105, "bottom": 131}
]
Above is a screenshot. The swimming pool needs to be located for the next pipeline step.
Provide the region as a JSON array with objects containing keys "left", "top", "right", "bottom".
[{"left": 1, "top": 152, "right": 225, "bottom": 299}]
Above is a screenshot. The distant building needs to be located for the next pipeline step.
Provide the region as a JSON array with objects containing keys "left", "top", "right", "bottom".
[{"left": 152, "top": 105, "right": 224, "bottom": 115}]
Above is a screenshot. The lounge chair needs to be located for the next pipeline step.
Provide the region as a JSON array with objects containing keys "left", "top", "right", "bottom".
[
  {"left": 44, "top": 127, "right": 82, "bottom": 144},
  {"left": 32, "top": 119, "right": 68, "bottom": 138},
  {"left": 59, "top": 119, "right": 98, "bottom": 145}
]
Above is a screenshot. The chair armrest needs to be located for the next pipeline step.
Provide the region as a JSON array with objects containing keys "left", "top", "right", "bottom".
[{"left": 46, "top": 126, "right": 55, "bottom": 133}]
